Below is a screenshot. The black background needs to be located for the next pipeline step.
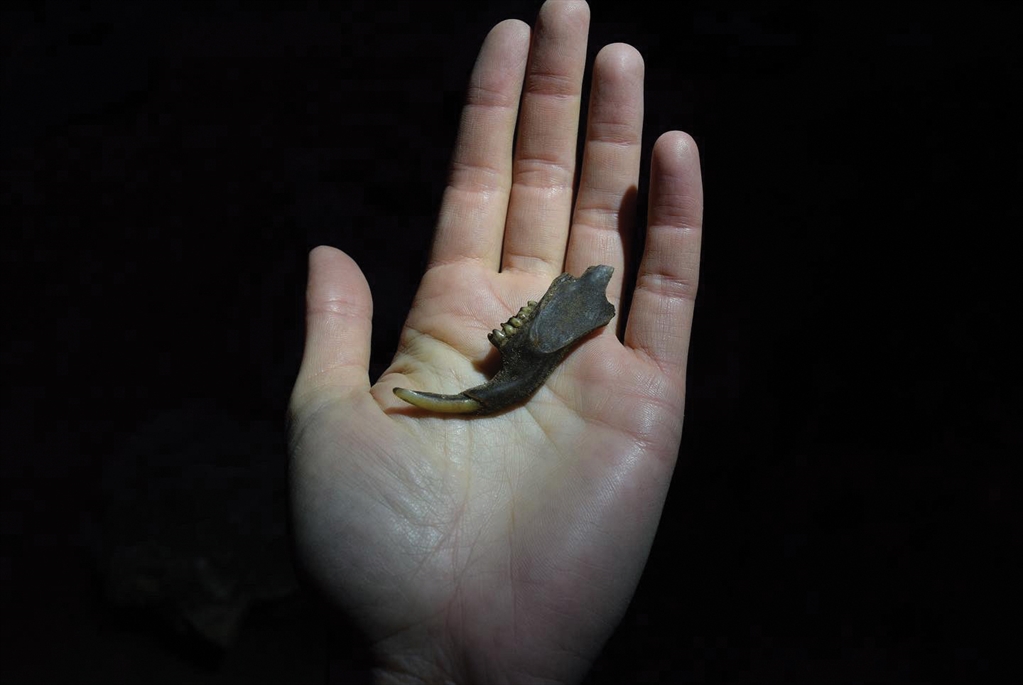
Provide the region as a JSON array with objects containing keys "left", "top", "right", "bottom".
[{"left": 2, "top": 1, "right": 1019, "bottom": 683}]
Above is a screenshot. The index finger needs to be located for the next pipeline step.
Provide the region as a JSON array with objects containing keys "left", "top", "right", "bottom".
[{"left": 428, "top": 20, "right": 530, "bottom": 271}]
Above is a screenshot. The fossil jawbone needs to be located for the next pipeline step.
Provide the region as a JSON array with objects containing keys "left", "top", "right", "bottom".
[{"left": 393, "top": 265, "right": 615, "bottom": 415}]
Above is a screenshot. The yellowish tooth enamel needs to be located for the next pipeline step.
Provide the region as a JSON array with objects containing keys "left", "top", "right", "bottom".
[
  {"left": 509, "top": 316, "right": 523, "bottom": 327},
  {"left": 502, "top": 323, "right": 515, "bottom": 335},
  {"left": 393, "top": 388, "right": 481, "bottom": 413}
]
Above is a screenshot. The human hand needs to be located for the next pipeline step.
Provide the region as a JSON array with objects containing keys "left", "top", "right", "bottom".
[{"left": 288, "top": 1, "right": 703, "bottom": 683}]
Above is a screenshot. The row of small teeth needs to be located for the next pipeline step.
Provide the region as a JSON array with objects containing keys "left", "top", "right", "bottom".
[{"left": 489, "top": 300, "right": 538, "bottom": 343}]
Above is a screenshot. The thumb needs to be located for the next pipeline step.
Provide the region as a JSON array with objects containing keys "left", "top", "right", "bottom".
[{"left": 294, "top": 246, "right": 373, "bottom": 400}]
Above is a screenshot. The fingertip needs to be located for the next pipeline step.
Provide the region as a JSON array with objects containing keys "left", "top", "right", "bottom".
[
  {"left": 594, "top": 42, "right": 645, "bottom": 78},
  {"left": 306, "top": 246, "right": 372, "bottom": 320},
  {"left": 490, "top": 17, "right": 531, "bottom": 40},
  {"left": 307, "top": 244, "right": 355, "bottom": 274},
  {"left": 308, "top": 243, "right": 343, "bottom": 265},
  {"left": 534, "top": 0, "right": 591, "bottom": 47},
  {"left": 540, "top": 0, "right": 591, "bottom": 26},
  {"left": 651, "top": 131, "right": 704, "bottom": 214},
  {"left": 653, "top": 131, "right": 701, "bottom": 174},
  {"left": 296, "top": 246, "right": 374, "bottom": 397},
  {"left": 479, "top": 19, "right": 531, "bottom": 79}
]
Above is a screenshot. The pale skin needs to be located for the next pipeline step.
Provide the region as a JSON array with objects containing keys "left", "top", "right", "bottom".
[{"left": 288, "top": 1, "right": 704, "bottom": 683}]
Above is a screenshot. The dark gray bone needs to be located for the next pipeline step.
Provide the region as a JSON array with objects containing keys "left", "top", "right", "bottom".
[{"left": 393, "top": 265, "right": 615, "bottom": 415}]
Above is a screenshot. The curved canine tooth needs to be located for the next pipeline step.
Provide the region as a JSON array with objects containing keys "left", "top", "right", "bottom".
[
  {"left": 393, "top": 388, "right": 482, "bottom": 413},
  {"left": 509, "top": 316, "right": 523, "bottom": 327}
]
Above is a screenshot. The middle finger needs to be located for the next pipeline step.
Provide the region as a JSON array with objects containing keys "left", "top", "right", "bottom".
[{"left": 500, "top": 0, "right": 590, "bottom": 279}]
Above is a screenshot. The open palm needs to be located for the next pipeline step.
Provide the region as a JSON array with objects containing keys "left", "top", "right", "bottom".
[{"left": 288, "top": 2, "right": 703, "bottom": 683}]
